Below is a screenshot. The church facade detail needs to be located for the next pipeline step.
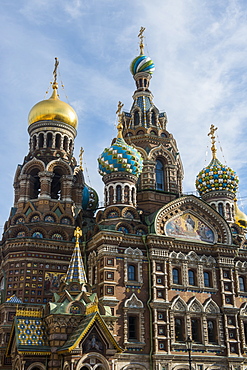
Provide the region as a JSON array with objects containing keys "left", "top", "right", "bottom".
[{"left": 1, "top": 30, "right": 247, "bottom": 370}]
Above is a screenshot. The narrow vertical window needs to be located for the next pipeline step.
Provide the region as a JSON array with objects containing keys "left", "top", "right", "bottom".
[
  {"left": 218, "top": 203, "right": 224, "bottom": 217},
  {"left": 207, "top": 320, "right": 217, "bottom": 344},
  {"left": 134, "top": 111, "right": 139, "bottom": 126},
  {"left": 191, "top": 318, "right": 201, "bottom": 342},
  {"left": 175, "top": 318, "right": 184, "bottom": 341},
  {"left": 239, "top": 276, "right": 245, "bottom": 292},
  {"left": 128, "top": 316, "right": 138, "bottom": 340},
  {"left": 204, "top": 272, "right": 211, "bottom": 287},
  {"left": 188, "top": 270, "right": 196, "bottom": 286},
  {"left": 128, "top": 265, "right": 136, "bottom": 281},
  {"left": 116, "top": 185, "right": 121, "bottom": 203},
  {"left": 156, "top": 159, "right": 164, "bottom": 190},
  {"left": 172, "top": 268, "right": 180, "bottom": 284}
]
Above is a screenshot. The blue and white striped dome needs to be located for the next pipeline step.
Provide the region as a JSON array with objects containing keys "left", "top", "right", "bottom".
[
  {"left": 130, "top": 55, "right": 155, "bottom": 76},
  {"left": 98, "top": 137, "right": 143, "bottom": 177}
]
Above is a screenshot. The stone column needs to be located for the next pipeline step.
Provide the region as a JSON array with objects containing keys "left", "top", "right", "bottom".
[
  {"left": 39, "top": 171, "right": 54, "bottom": 199},
  {"left": 61, "top": 175, "right": 74, "bottom": 202}
]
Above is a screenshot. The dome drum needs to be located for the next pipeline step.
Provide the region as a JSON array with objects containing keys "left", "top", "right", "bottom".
[
  {"left": 102, "top": 172, "right": 138, "bottom": 186},
  {"left": 28, "top": 120, "right": 77, "bottom": 137}
]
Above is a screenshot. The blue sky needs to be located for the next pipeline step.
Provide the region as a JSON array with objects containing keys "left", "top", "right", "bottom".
[{"left": 1, "top": 0, "right": 247, "bottom": 229}]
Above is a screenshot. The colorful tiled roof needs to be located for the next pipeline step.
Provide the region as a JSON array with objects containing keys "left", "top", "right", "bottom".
[
  {"left": 7, "top": 308, "right": 49, "bottom": 355},
  {"left": 98, "top": 137, "right": 143, "bottom": 177},
  {"left": 65, "top": 233, "right": 87, "bottom": 285},
  {"left": 196, "top": 157, "right": 239, "bottom": 196}
]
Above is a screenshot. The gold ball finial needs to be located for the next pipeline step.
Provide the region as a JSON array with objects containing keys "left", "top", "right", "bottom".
[
  {"left": 208, "top": 124, "right": 218, "bottom": 159},
  {"left": 116, "top": 101, "right": 124, "bottom": 139}
]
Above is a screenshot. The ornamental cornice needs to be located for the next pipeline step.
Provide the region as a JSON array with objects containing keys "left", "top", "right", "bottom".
[{"left": 28, "top": 120, "right": 76, "bottom": 136}]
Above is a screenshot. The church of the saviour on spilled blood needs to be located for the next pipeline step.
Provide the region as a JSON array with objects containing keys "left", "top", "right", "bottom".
[{"left": 0, "top": 30, "right": 247, "bottom": 370}]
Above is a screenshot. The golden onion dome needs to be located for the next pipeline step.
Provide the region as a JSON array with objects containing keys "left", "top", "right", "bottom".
[
  {"left": 234, "top": 199, "right": 247, "bottom": 228},
  {"left": 28, "top": 85, "right": 78, "bottom": 129}
]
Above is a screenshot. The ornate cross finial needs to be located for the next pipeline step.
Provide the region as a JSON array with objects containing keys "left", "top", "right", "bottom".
[
  {"left": 138, "top": 27, "right": 146, "bottom": 55},
  {"left": 208, "top": 124, "right": 218, "bottom": 159},
  {"left": 74, "top": 227, "right": 82, "bottom": 244},
  {"left": 116, "top": 101, "right": 124, "bottom": 139},
  {"left": 79, "top": 147, "right": 84, "bottom": 171},
  {"left": 52, "top": 57, "right": 59, "bottom": 89}
]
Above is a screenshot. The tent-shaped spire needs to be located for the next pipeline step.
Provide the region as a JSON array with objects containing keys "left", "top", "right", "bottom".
[{"left": 65, "top": 227, "right": 87, "bottom": 285}]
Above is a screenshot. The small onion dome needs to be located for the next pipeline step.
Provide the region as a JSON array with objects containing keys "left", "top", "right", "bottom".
[
  {"left": 234, "top": 200, "right": 247, "bottom": 228},
  {"left": 195, "top": 157, "right": 239, "bottom": 196},
  {"left": 130, "top": 55, "right": 155, "bottom": 76},
  {"left": 98, "top": 137, "right": 143, "bottom": 177},
  {"left": 28, "top": 88, "right": 78, "bottom": 129},
  {"left": 82, "top": 184, "right": 99, "bottom": 212}
]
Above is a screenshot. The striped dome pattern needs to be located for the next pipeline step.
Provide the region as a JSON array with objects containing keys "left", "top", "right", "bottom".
[
  {"left": 130, "top": 55, "right": 155, "bottom": 76},
  {"left": 196, "top": 158, "right": 239, "bottom": 196},
  {"left": 98, "top": 137, "right": 143, "bottom": 177}
]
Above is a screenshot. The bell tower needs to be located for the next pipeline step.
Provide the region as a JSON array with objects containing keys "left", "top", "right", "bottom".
[
  {"left": 122, "top": 28, "right": 184, "bottom": 215},
  {"left": 0, "top": 59, "right": 97, "bottom": 306}
]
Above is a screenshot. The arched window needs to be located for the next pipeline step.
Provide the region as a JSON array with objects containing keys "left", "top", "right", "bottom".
[
  {"left": 63, "top": 136, "right": 68, "bottom": 151},
  {"left": 69, "top": 139, "right": 73, "bottom": 154},
  {"left": 128, "top": 265, "right": 136, "bottom": 281},
  {"left": 226, "top": 203, "right": 231, "bottom": 220},
  {"left": 151, "top": 112, "right": 156, "bottom": 125},
  {"left": 116, "top": 185, "right": 121, "bottom": 203},
  {"left": 204, "top": 271, "right": 211, "bottom": 287},
  {"left": 139, "top": 79, "right": 142, "bottom": 87},
  {"left": 109, "top": 186, "right": 114, "bottom": 204},
  {"left": 38, "top": 133, "right": 44, "bottom": 148},
  {"left": 155, "top": 159, "right": 165, "bottom": 191},
  {"left": 124, "top": 185, "right": 130, "bottom": 203},
  {"left": 55, "top": 134, "right": 61, "bottom": 149},
  {"left": 239, "top": 276, "right": 245, "bottom": 291},
  {"left": 33, "top": 136, "right": 37, "bottom": 151},
  {"left": 29, "top": 169, "right": 41, "bottom": 199},
  {"left": 47, "top": 133, "right": 53, "bottom": 148},
  {"left": 134, "top": 111, "right": 139, "bottom": 126},
  {"left": 207, "top": 320, "right": 217, "bottom": 344},
  {"left": 188, "top": 270, "right": 196, "bottom": 286},
  {"left": 172, "top": 268, "right": 180, "bottom": 284},
  {"left": 51, "top": 170, "right": 62, "bottom": 200},
  {"left": 218, "top": 203, "right": 224, "bottom": 217}
]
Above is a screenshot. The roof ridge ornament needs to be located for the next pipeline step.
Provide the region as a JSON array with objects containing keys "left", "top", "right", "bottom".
[
  {"left": 138, "top": 26, "right": 145, "bottom": 55},
  {"left": 208, "top": 124, "right": 218, "bottom": 159}
]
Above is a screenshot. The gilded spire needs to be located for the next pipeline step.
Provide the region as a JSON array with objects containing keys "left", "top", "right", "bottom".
[
  {"left": 79, "top": 147, "right": 84, "bottom": 171},
  {"left": 65, "top": 227, "right": 87, "bottom": 285},
  {"left": 138, "top": 27, "right": 145, "bottom": 55},
  {"left": 116, "top": 101, "right": 124, "bottom": 139},
  {"left": 208, "top": 124, "right": 218, "bottom": 159}
]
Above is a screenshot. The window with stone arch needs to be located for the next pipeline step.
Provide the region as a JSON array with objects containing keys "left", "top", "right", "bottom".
[
  {"left": 155, "top": 159, "right": 165, "bottom": 191},
  {"left": 124, "top": 247, "right": 143, "bottom": 284},
  {"left": 123, "top": 293, "right": 145, "bottom": 348}
]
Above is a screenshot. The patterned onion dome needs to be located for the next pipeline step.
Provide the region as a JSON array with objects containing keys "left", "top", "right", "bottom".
[
  {"left": 130, "top": 55, "right": 155, "bottom": 76},
  {"left": 196, "top": 158, "right": 239, "bottom": 196},
  {"left": 82, "top": 184, "right": 99, "bottom": 211},
  {"left": 98, "top": 137, "right": 143, "bottom": 177}
]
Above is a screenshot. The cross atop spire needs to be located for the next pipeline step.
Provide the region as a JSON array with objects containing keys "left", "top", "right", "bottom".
[
  {"left": 208, "top": 124, "right": 218, "bottom": 159},
  {"left": 116, "top": 101, "right": 124, "bottom": 139},
  {"left": 138, "top": 27, "right": 145, "bottom": 55}
]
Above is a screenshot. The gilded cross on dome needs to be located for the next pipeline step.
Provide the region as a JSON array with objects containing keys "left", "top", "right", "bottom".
[
  {"left": 138, "top": 27, "right": 145, "bottom": 55},
  {"left": 116, "top": 101, "right": 124, "bottom": 139},
  {"left": 52, "top": 57, "right": 59, "bottom": 89},
  {"left": 208, "top": 124, "right": 218, "bottom": 159}
]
